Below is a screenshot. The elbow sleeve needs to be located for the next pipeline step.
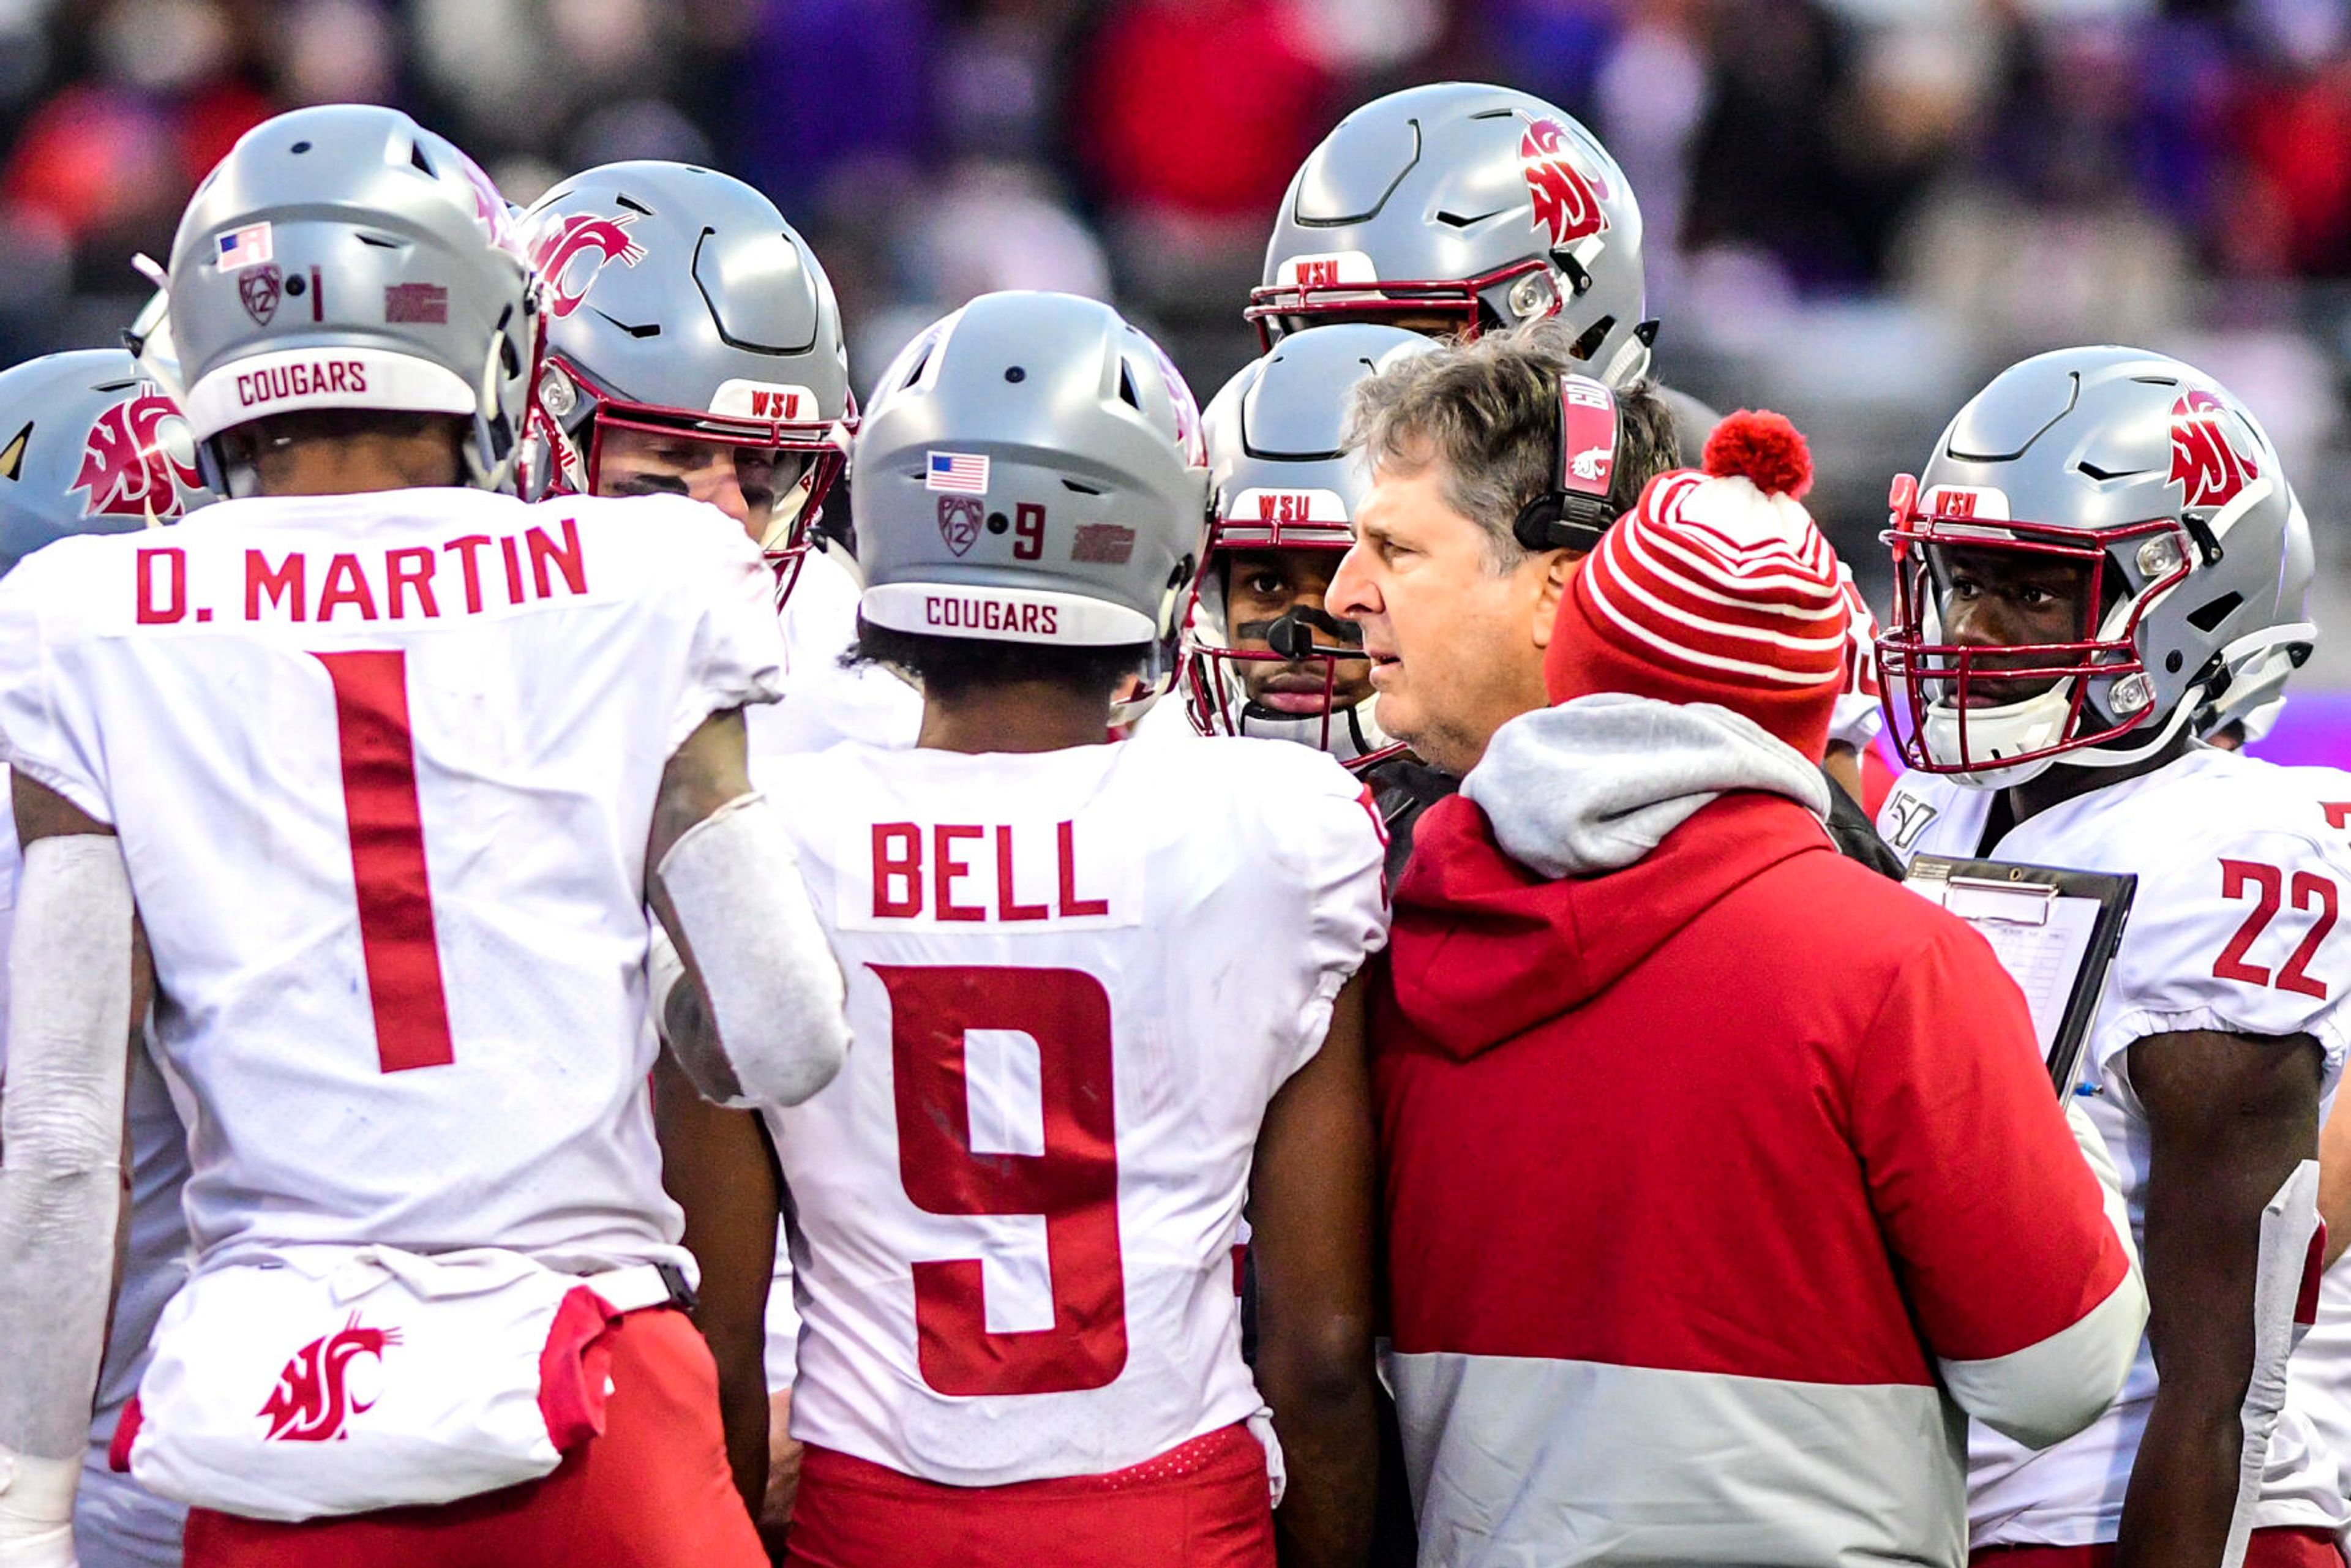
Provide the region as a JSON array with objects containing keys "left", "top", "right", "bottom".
[
  {"left": 0, "top": 833, "right": 135, "bottom": 1462},
  {"left": 654, "top": 792, "right": 850, "bottom": 1110}
]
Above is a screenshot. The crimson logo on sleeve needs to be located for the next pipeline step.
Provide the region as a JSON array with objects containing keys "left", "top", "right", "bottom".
[
  {"left": 71, "top": 389, "right": 203, "bottom": 520},
  {"left": 257, "top": 1313, "right": 401, "bottom": 1442},
  {"left": 1519, "top": 117, "right": 1612, "bottom": 250},
  {"left": 528, "top": 211, "right": 648, "bottom": 320},
  {"left": 2169, "top": 390, "right": 2260, "bottom": 512}
]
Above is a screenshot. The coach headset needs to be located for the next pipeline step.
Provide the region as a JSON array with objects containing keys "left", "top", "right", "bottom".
[{"left": 1266, "top": 371, "right": 1624, "bottom": 662}]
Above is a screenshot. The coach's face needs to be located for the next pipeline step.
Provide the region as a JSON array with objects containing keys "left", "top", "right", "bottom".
[{"left": 1330, "top": 457, "right": 1572, "bottom": 776}]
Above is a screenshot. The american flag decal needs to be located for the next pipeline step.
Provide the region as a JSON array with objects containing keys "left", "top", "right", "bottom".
[
  {"left": 216, "top": 223, "right": 273, "bottom": 272},
  {"left": 926, "top": 452, "right": 989, "bottom": 494}
]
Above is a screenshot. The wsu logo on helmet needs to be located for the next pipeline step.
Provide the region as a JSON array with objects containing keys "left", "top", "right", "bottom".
[
  {"left": 2169, "top": 389, "right": 2260, "bottom": 512},
  {"left": 529, "top": 210, "right": 648, "bottom": 319},
  {"left": 71, "top": 388, "right": 202, "bottom": 520},
  {"left": 257, "top": 1313, "right": 401, "bottom": 1443},
  {"left": 1519, "top": 117, "right": 1612, "bottom": 250}
]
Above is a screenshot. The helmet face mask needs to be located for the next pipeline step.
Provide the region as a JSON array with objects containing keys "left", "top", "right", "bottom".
[
  {"left": 1180, "top": 523, "right": 1399, "bottom": 770},
  {"left": 1880, "top": 482, "right": 2193, "bottom": 786},
  {"left": 531, "top": 353, "right": 846, "bottom": 601},
  {"left": 1181, "top": 321, "right": 1436, "bottom": 768},
  {"left": 1246, "top": 256, "right": 1559, "bottom": 351}
]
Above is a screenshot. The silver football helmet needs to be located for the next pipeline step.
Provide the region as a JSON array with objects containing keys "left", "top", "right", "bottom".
[
  {"left": 1250, "top": 83, "right": 1651, "bottom": 385},
  {"left": 1183, "top": 324, "right": 1434, "bottom": 768},
  {"left": 2191, "top": 486, "right": 2314, "bottom": 746},
  {"left": 152, "top": 105, "right": 531, "bottom": 497},
  {"left": 520, "top": 162, "right": 852, "bottom": 602},
  {"left": 853, "top": 291, "right": 1208, "bottom": 708},
  {"left": 1880, "top": 345, "right": 2306, "bottom": 788},
  {"left": 0, "top": 349, "right": 214, "bottom": 575}
]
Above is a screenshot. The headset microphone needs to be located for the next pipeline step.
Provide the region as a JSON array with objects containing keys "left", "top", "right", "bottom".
[{"left": 1266, "top": 612, "right": 1362, "bottom": 662}]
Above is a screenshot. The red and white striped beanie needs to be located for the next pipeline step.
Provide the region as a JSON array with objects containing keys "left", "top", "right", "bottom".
[{"left": 1543, "top": 409, "right": 1851, "bottom": 761}]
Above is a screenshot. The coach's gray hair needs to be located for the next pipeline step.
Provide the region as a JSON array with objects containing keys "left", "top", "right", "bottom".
[{"left": 1346, "top": 319, "right": 1679, "bottom": 572}]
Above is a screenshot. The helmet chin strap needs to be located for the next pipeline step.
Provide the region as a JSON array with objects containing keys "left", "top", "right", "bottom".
[
  {"left": 1236, "top": 694, "right": 1386, "bottom": 763},
  {"left": 758, "top": 459, "right": 819, "bottom": 553},
  {"left": 2050, "top": 688, "right": 2203, "bottom": 773},
  {"left": 1938, "top": 675, "right": 2208, "bottom": 791}
]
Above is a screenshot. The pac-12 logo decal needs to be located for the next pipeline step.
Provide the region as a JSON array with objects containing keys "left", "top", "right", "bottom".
[
  {"left": 937, "top": 495, "right": 983, "bottom": 557},
  {"left": 2169, "top": 389, "right": 2260, "bottom": 512},
  {"left": 257, "top": 1313, "right": 401, "bottom": 1443},
  {"left": 72, "top": 388, "right": 202, "bottom": 520},
  {"left": 1519, "top": 116, "right": 1612, "bottom": 250},
  {"left": 528, "top": 211, "right": 648, "bottom": 319},
  {"left": 239, "top": 264, "right": 283, "bottom": 326}
]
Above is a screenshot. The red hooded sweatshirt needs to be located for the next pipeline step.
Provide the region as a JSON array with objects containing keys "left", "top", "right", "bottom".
[{"left": 1375, "top": 787, "right": 2140, "bottom": 1568}]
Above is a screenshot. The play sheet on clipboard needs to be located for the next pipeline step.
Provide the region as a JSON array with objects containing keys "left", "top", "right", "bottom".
[{"left": 1902, "top": 855, "right": 2137, "bottom": 1095}]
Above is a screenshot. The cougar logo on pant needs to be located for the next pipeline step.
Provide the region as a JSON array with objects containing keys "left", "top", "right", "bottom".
[{"left": 258, "top": 1313, "right": 401, "bottom": 1442}]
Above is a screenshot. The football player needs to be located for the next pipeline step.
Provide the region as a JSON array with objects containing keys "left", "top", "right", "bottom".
[
  {"left": 520, "top": 159, "right": 919, "bottom": 1545},
  {"left": 1170, "top": 325, "right": 1437, "bottom": 776},
  {"left": 1873, "top": 347, "right": 2350, "bottom": 1567},
  {"left": 0, "top": 106, "right": 849, "bottom": 1568},
  {"left": 1252, "top": 82, "right": 1888, "bottom": 806},
  {"left": 520, "top": 160, "right": 920, "bottom": 758},
  {"left": 0, "top": 350, "right": 211, "bottom": 1568},
  {"left": 662, "top": 291, "right": 1390, "bottom": 1567}
]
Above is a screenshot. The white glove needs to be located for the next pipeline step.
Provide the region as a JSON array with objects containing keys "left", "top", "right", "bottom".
[{"left": 0, "top": 1447, "right": 78, "bottom": 1568}]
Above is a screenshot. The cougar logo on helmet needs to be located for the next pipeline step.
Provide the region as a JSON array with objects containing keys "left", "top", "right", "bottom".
[
  {"left": 530, "top": 211, "right": 648, "bottom": 320},
  {"left": 2169, "top": 389, "right": 2260, "bottom": 512},
  {"left": 257, "top": 1313, "right": 401, "bottom": 1443},
  {"left": 1519, "top": 117, "right": 1611, "bottom": 250},
  {"left": 71, "top": 389, "right": 201, "bottom": 520}
]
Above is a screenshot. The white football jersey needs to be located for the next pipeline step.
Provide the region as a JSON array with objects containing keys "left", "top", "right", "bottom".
[
  {"left": 0, "top": 488, "right": 784, "bottom": 1275},
  {"left": 2285, "top": 768, "right": 2351, "bottom": 1505},
  {"left": 748, "top": 544, "right": 922, "bottom": 760},
  {"left": 756, "top": 735, "right": 1388, "bottom": 1485},
  {"left": 1878, "top": 749, "right": 2351, "bottom": 1546}
]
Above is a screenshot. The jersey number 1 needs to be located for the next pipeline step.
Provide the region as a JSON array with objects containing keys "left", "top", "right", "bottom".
[
  {"left": 876, "top": 964, "right": 1128, "bottom": 1397},
  {"left": 313, "top": 650, "right": 455, "bottom": 1072}
]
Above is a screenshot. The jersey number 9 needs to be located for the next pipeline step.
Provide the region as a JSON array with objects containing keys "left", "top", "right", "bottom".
[{"left": 877, "top": 963, "right": 1130, "bottom": 1397}]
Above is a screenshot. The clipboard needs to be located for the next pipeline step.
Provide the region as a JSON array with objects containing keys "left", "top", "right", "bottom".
[{"left": 1903, "top": 855, "right": 2137, "bottom": 1096}]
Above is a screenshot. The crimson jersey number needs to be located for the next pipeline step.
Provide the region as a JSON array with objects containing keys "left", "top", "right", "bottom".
[
  {"left": 313, "top": 650, "right": 455, "bottom": 1072},
  {"left": 874, "top": 964, "right": 1128, "bottom": 1397},
  {"left": 2213, "top": 858, "right": 2338, "bottom": 1002}
]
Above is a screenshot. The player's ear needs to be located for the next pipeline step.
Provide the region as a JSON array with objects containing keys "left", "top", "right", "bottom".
[{"left": 1529, "top": 546, "right": 1581, "bottom": 650}]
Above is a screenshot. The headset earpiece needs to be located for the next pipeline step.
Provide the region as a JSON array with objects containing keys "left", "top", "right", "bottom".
[{"left": 1511, "top": 373, "right": 1623, "bottom": 554}]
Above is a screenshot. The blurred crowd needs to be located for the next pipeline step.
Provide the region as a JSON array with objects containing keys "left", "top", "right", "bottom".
[{"left": 3, "top": 0, "right": 2349, "bottom": 683}]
